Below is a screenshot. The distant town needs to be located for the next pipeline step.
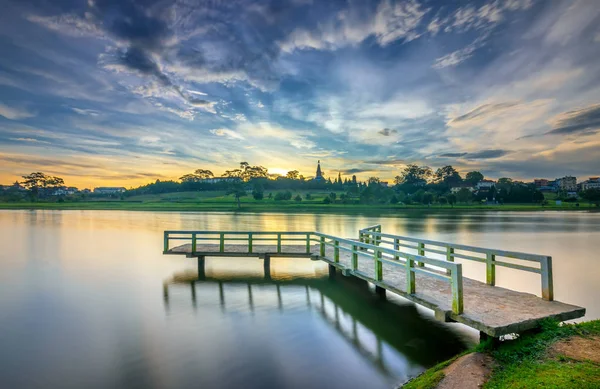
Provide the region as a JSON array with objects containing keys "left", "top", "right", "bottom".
[{"left": 1, "top": 161, "right": 599, "bottom": 207}]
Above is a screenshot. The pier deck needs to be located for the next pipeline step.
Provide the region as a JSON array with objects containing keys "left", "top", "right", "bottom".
[{"left": 163, "top": 228, "right": 585, "bottom": 337}]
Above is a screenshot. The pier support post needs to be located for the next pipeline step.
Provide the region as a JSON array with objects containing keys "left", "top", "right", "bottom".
[
  {"left": 197, "top": 256, "right": 206, "bottom": 280},
  {"left": 479, "top": 331, "right": 499, "bottom": 346},
  {"left": 375, "top": 285, "right": 386, "bottom": 298},
  {"left": 328, "top": 264, "right": 336, "bottom": 278},
  {"left": 264, "top": 255, "right": 271, "bottom": 280}
]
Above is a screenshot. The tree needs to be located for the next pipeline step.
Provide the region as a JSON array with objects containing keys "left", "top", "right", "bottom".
[
  {"left": 21, "top": 172, "right": 64, "bottom": 200},
  {"left": 434, "top": 166, "right": 462, "bottom": 186},
  {"left": 179, "top": 169, "right": 213, "bottom": 182},
  {"left": 252, "top": 183, "right": 264, "bottom": 200},
  {"left": 422, "top": 192, "right": 434, "bottom": 205},
  {"left": 447, "top": 193, "right": 457, "bottom": 207},
  {"left": 398, "top": 164, "right": 432, "bottom": 186},
  {"left": 224, "top": 162, "right": 268, "bottom": 182},
  {"left": 581, "top": 189, "right": 600, "bottom": 206},
  {"left": 456, "top": 188, "right": 473, "bottom": 203},
  {"left": 367, "top": 177, "right": 380, "bottom": 186},
  {"left": 294, "top": 194, "right": 302, "bottom": 202},
  {"left": 226, "top": 181, "right": 246, "bottom": 209},
  {"left": 532, "top": 190, "right": 544, "bottom": 204},
  {"left": 438, "top": 196, "right": 448, "bottom": 205},
  {"left": 286, "top": 170, "right": 299, "bottom": 180},
  {"left": 329, "top": 192, "right": 337, "bottom": 201},
  {"left": 465, "top": 171, "right": 484, "bottom": 185}
]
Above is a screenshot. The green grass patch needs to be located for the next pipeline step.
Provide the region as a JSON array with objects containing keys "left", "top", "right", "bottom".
[{"left": 402, "top": 320, "right": 600, "bottom": 389}]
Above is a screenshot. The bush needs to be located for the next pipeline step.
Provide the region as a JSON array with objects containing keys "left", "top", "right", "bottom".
[
  {"left": 274, "top": 191, "right": 292, "bottom": 201},
  {"left": 323, "top": 197, "right": 331, "bottom": 204},
  {"left": 305, "top": 193, "right": 312, "bottom": 200},
  {"left": 294, "top": 195, "right": 302, "bottom": 202},
  {"left": 252, "top": 190, "right": 264, "bottom": 200}
]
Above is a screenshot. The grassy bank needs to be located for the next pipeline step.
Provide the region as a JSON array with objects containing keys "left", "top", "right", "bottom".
[
  {"left": 0, "top": 190, "right": 595, "bottom": 212},
  {"left": 403, "top": 319, "right": 600, "bottom": 389}
]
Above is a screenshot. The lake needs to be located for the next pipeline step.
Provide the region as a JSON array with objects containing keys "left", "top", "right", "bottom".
[{"left": 0, "top": 210, "right": 598, "bottom": 388}]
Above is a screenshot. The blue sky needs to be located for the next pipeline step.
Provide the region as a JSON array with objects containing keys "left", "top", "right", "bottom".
[{"left": 0, "top": 0, "right": 599, "bottom": 188}]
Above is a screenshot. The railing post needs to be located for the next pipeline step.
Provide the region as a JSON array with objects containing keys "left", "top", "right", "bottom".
[
  {"left": 163, "top": 232, "right": 169, "bottom": 252},
  {"left": 374, "top": 249, "right": 382, "bottom": 281},
  {"left": 320, "top": 236, "right": 325, "bottom": 257},
  {"left": 191, "top": 232, "right": 197, "bottom": 253},
  {"left": 405, "top": 256, "right": 415, "bottom": 294},
  {"left": 248, "top": 233, "right": 253, "bottom": 253},
  {"left": 352, "top": 245, "right": 358, "bottom": 270},
  {"left": 451, "top": 263, "right": 464, "bottom": 314},
  {"left": 446, "top": 246, "right": 454, "bottom": 275},
  {"left": 219, "top": 233, "right": 225, "bottom": 253},
  {"left": 394, "top": 238, "right": 400, "bottom": 261},
  {"left": 306, "top": 233, "right": 311, "bottom": 254},
  {"left": 375, "top": 226, "right": 381, "bottom": 246},
  {"left": 334, "top": 240, "right": 339, "bottom": 263},
  {"left": 359, "top": 231, "right": 364, "bottom": 243},
  {"left": 541, "top": 256, "right": 554, "bottom": 301},
  {"left": 277, "top": 233, "right": 282, "bottom": 253},
  {"left": 486, "top": 253, "right": 496, "bottom": 286},
  {"left": 417, "top": 242, "right": 425, "bottom": 267}
]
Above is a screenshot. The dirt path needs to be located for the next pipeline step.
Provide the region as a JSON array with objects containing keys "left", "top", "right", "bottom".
[
  {"left": 549, "top": 335, "right": 600, "bottom": 363},
  {"left": 436, "top": 353, "right": 495, "bottom": 389}
]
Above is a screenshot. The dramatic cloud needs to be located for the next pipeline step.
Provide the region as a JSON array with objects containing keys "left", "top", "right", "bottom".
[
  {"left": 1, "top": 0, "right": 599, "bottom": 186},
  {"left": 545, "top": 104, "right": 600, "bottom": 136},
  {"left": 439, "top": 149, "right": 510, "bottom": 159}
]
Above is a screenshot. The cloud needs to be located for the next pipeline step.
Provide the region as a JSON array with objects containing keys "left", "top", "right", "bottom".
[
  {"left": 433, "top": 33, "right": 489, "bottom": 69},
  {"left": 450, "top": 102, "right": 520, "bottom": 124},
  {"left": 439, "top": 149, "right": 510, "bottom": 159},
  {"left": 0, "top": 103, "right": 37, "bottom": 120},
  {"left": 280, "top": 0, "right": 429, "bottom": 52},
  {"left": 378, "top": 128, "right": 398, "bottom": 136},
  {"left": 340, "top": 168, "right": 373, "bottom": 175},
  {"left": 72, "top": 108, "right": 100, "bottom": 116},
  {"left": 544, "top": 103, "right": 600, "bottom": 136},
  {"left": 210, "top": 129, "right": 245, "bottom": 140}
]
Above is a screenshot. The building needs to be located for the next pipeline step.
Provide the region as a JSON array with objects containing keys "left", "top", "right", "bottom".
[
  {"left": 450, "top": 183, "right": 476, "bottom": 193},
  {"left": 579, "top": 177, "right": 600, "bottom": 191},
  {"left": 313, "top": 160, "right": 324, "bottom": 181},
  {"left": 52, "top": 187, "right": 78, "bottom": 196},
  {"left": 94, "top": 187, "right": 126, "bottom": 194},
  {"left": 198, "top": 177, "right": 241, "bottom": 184},
  {"left": 534, "top": 179, "right": 549, "bottom": 187},
  {"left": 476, "top": 180, "right": 495, "bottom": 190},
  {"left": 555, "top": 176, "right": 577, "bottom": 192}
]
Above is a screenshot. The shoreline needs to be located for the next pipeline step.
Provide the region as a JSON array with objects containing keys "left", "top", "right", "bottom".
[{"left": 0, "top": 202, "right": 596, "bottom": 213}]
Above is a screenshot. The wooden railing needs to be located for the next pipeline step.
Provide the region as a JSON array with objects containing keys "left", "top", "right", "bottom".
[
  {"left": 164, "top": 230, "right": 313, "bottom": 254},
  {"left": 358, "top": 227, "right": 553, "bottom": 301},
  {"left": 164, "top": 229, "right": 465, "bottom": 314},
  {"left": 313, "top": 231, "right": 464, "bottom": 314}
]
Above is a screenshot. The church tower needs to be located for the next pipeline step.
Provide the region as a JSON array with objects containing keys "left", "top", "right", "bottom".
[{"left": 315, "top": 160, "right": 323, "bottom": 181}]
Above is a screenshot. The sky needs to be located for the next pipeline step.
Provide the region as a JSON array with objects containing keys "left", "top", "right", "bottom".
[{"left": 0, "top": 0, "right": 599, "bottom": 188}]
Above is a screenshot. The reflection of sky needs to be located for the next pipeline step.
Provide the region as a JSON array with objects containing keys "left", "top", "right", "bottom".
[{"left": 0, "top": 210, "right": 599, "bottom": 388}]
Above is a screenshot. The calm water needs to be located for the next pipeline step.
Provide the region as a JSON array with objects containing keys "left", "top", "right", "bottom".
[{"left": 0, "top": 210, "right": 598, "bottom": 389}]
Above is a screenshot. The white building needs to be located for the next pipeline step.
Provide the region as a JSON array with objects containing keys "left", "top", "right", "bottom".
[
  {"left": 94, "top": 187, "right": 126, "bottom": 194},
  {"left": 580, "top": 177, "right": 600, "bottom": 191}
]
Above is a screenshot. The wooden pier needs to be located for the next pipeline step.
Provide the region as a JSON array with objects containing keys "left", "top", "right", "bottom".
[{"left": 162, "top": 226, "right": 585, "bottom": 338}]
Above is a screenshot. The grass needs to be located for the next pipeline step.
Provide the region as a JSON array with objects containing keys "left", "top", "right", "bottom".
[
  {"left": 0, "top": 191, "right": 596, "bottom": 212},
  {"left": 402, "top": 320, "right": 600, "bottom": 389}
]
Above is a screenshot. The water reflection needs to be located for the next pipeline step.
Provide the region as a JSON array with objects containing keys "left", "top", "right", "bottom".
[{"left": 162, "top": 257, "right": 469, "bottom": 386}]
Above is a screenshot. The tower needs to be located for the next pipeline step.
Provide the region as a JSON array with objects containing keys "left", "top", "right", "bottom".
[{"left": 315, "top": 160, "right": 323, "bottom": 181}]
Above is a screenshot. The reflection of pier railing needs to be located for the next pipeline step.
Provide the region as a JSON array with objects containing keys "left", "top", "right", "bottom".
[
  {"left": 164, "top": 279, "right": 397, "bottom": 376},
  {"left": 162, "top": 260, "right": 469, "bottom": 371}
]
